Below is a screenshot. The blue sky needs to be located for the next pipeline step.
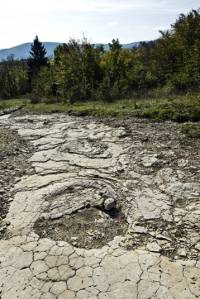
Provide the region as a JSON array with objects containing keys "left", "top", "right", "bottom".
[{"left": 0, "top": 0, "right": 199, "bottom": 48}]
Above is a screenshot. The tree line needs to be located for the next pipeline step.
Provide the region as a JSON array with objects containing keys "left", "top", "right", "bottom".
[{"left": 0, "top": 9, "right": 199, "bottom": 102}]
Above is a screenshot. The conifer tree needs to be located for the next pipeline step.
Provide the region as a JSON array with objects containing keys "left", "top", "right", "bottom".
[
  {"left": 27, "top": 36, "right": 48, "bottom": 101},
  {"left": 30, "top": 36, "right": 47, "bottom": 65},
  {"left": 28, "top": 36, "right": 48, "bottom": 78}
]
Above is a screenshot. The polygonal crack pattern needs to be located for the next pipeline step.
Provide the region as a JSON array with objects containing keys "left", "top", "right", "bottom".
[{"left": 0, "top": 114, "right": 200, "bottom": 299}]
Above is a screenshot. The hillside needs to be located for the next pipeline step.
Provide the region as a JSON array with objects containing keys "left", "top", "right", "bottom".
[
  {"left": 0, "top": 41, "right": 140, "bottom": 60},
  {"left": 0, "top": 42, "right": 60, "bottom": 60}
]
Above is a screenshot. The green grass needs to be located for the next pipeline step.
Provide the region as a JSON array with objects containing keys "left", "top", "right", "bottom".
[
  {"left": 0, "top": 95, "right": 200, "bottom": 122},
  {"left": 134, "top": 96, "right": 200, "bottom": 122},
  {"left": 181, "top": 123, "right": 200, "bottom": 138},
  {"left": 0, "top": 99, "right": 28, "bottom": 110}
]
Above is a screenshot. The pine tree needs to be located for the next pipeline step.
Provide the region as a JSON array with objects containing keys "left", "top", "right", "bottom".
[
  {"left": 28, "top": 36, "right": 48, "bottom": 78},
  {"left": 30, "top": 36, "right": 47, "bottom": 66},
  {"left": 27, "top": 36, "right": 48, "bottom": 101}
]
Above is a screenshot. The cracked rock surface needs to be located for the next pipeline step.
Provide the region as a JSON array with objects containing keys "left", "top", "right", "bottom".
[
  {"left": 0, "top": 113, "right": 200, "bottom": 298},
  {"left": 0, "top": 125, "right": 33, "bottom": 239}
]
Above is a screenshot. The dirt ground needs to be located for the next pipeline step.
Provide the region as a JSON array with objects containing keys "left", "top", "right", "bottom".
[{"left": 34, "top": 206, "right": 128, "bottom": 249}]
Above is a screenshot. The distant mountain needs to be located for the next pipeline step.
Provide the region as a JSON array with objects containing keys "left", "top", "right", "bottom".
[
  {"left": 0, "top": 42, "right": 61, "bottom": 61},
  {"left": 94, "top": 42, "right": 141, "bottom": 51},
  {"left": 0, "top": 41, "right": 142, "bottom": 61}
]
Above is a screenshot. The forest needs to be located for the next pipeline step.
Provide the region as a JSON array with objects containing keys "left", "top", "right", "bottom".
[{"left": 0, "top": 9, "right": 199, "bottom": 103}]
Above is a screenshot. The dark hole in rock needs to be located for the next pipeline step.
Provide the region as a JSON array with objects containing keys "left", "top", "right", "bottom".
[
  {"left": 34, "top": 207, "right": 128, "bottom": 249},
  {"left": 97, "top": 207, "right": 120, "bottom": 219}
]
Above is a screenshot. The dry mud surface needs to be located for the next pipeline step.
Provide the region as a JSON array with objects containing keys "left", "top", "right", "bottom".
[{"left": 0, "top": 113, "right": 200, "bottom": 299}]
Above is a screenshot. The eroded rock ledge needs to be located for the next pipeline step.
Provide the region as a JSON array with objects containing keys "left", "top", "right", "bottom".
[
  {"left": 0, "top": 127, "right": 34, "bottom": 239},
  {"left": 0, "top": 113, "right": 200, "bottom": 299}
]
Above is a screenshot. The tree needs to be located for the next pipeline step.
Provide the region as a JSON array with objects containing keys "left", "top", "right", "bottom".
[
  {"left": 27, "top": 36, "right": 48, "bottom": 100},
  {"left": 100, "top": 39, "right": 130, "bottom": 100},
  {"left": 28, "top": 36, "right": 48, "bottom": 70},
  {"left": 96, "top": 44, "right": 105, "bottom": 53},
  {"left": 1, "top": 8, "right": 200, "bottom": 102},
  {"left": 28, "top": 36, "right": 48, "bottom": 81},
  {"left": 54, "top": 38, "right": 103, "bottom": 102},
  {"left": 0, "top": 57, "right": 28, "bottom": 99},
  {"left": 108, "top": 39, "right": 122, "bottom": 51}
]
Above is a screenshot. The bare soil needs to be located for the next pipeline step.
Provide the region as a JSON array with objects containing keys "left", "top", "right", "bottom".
[{"left": 34, "top": 207, "right": 128, "bottom": 249}]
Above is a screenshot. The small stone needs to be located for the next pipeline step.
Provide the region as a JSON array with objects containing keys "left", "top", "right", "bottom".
[
  {"left": 133, "top": 226, "right": 147, "bottom": 234},
  {"left": 156, "top": 234, "right": 172, "bottom": 242},
  {"left": 177, "top": 248, "right": 187, "bottom": 257},
  {"left": 50, "top": 213, "right": 64, "bottom": 220},
  {"left": 146, "top": 242, "right": 161, "bottom": 253},
  {"left": 141, "top": 155, "right": 158, "bottom": 167},
  {"left": 104, "top": 198, "right": 115, "bottom": 210}
]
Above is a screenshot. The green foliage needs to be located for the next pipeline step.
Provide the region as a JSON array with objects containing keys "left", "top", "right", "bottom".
[
  {"left": 0, "top": 8, "right": 200, "bottom": 107},
  {"left": 0, "top": 99, "right": 28, "bottom": 110},
  {"left": 53, "top": 38, "right": 103, "bottom": 102},
  {"left": 133, "top": 96, "right": 200, "bottom": 122},
  {"left": 182, "top": 123, "right": 200, "bottom": 138},
  {"left": 99, "top": 40, "right": 132, "bottom": 100},
  {"left": 0, "top": 57, "right": 28, "bottom": 99}
]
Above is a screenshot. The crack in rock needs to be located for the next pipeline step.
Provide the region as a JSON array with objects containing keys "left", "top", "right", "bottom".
[{"left": 0, "top": 113, "right": 200, "bottom": 298}]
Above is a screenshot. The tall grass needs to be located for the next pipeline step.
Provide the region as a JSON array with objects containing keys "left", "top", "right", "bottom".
[{"left": 0, "top": 95, "right": 200, "bottom": 122}]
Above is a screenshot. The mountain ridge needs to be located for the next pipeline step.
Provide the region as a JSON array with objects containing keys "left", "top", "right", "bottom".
[{"left": 0, "top": 41, "right": 141, "bottom": 61}]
